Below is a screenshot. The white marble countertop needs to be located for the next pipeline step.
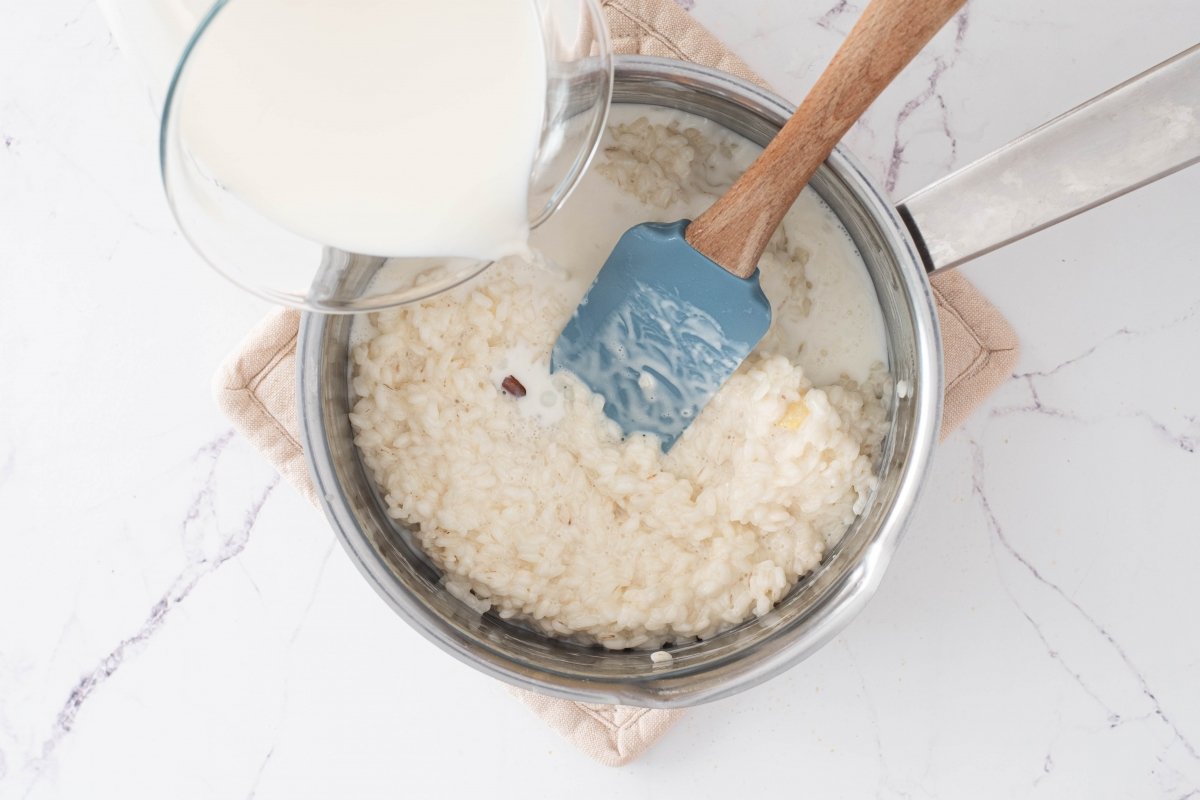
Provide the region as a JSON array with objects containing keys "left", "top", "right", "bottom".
[{"left": 2, "top": 1, "right": 1198, "bottom": 797}]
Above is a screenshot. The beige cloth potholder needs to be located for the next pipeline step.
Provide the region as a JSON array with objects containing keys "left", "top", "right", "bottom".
[{"left": 213, "top": 0, "right": 1018, "bottom": 768}]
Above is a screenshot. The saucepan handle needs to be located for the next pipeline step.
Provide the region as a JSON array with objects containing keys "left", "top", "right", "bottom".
[{"left": 897, "top": 43, "right": 1200, "bottom": 273}]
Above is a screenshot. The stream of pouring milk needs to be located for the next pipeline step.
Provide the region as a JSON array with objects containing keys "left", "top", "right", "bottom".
[{"left": 177, "top": 0, "right": 547, "bottom": 259}]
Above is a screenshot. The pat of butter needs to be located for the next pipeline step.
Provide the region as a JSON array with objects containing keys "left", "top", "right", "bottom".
[{"left": 777, "top": 400, "right": 809, "bottom": 430}]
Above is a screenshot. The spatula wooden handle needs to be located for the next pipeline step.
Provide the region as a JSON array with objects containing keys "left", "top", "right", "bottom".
[{"left": 685, "top": 0, "right": 967, "bottom": 278}]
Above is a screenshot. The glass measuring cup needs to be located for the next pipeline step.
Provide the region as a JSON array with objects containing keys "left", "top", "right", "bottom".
[{"left": 161, "top": 0, "right": 613, "bottom": 312}]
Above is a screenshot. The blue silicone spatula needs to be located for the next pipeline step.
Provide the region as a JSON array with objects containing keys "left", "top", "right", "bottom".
[{"left": 552, "top": 0, "right": 965, "bottom": 450}]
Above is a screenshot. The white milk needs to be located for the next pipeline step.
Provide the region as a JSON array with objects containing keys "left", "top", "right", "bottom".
[
  {"left": 489, "top": 343, "right": 567, "bottom": 426},
  {"left": 177, "top": 0, "right": 547, "bottom": 260},
  {"left": 534, "top": 106, "right": 888, "bottom": 385}
]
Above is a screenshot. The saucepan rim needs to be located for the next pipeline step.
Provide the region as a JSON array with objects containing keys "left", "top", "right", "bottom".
[{"left": 297, "top": 54, "right": 943, "bottom": 707}]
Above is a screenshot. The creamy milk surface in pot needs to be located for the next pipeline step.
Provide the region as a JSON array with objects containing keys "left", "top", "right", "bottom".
[
  {"left": 176, "top": 0, "right": 547, "bottom": 259},
  {"left": 534, "top": 107, "right": 888, "bottom": 385}
]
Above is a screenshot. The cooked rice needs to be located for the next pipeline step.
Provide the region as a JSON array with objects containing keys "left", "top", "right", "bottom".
[{"left": 349, "top": 111, "right": 890, "bottom": 650}]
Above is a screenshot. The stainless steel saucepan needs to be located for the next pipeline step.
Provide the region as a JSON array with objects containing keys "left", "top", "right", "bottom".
[{"left": 297, "top": 49, "right": 1199, "bottom": 707}]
